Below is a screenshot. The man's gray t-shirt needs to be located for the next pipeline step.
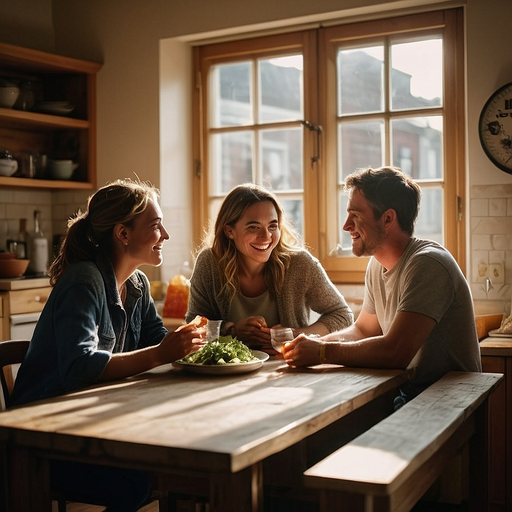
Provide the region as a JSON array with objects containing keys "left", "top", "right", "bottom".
[{"left": 363, "top": 238, "right": 482, "bottom": 391}]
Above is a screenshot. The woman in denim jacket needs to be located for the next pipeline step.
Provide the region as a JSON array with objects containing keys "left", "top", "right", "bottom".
[{"left": 11, "top": 178, "right": 206, "bottom": 512}]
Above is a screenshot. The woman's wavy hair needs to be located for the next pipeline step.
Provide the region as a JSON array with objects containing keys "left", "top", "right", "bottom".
[
  {"left": 48, "top": 178, "right": 160, "bottom": 286},
  {"left": 344, "top": 166, "right": 421, "bottom": 236},
  {"left": 203, "top": 183, "right": 303, "bottom": 303}
]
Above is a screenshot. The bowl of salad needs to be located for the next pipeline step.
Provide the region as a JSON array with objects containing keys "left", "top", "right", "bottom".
[{"left": 173, "top": 336, "right": 269, "bottom": 375}]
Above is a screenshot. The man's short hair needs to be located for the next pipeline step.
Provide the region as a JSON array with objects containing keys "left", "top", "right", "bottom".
[{"left": 344, "top": 166, "right": 421, "bottom": 236}]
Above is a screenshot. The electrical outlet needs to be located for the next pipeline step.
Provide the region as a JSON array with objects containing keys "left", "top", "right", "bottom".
[
  {"left": 477, "top": 262, "right": 488, "bottom": 282},
  {"left": 489, "top": 262, "right": 505, "bottom": 284}
]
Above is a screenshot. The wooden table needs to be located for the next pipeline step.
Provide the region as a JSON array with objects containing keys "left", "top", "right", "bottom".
[{"left": 0, "top": 359, "right": 410, "bottom": 512}]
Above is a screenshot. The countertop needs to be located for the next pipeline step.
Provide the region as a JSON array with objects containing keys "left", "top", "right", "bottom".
[
  {"left": 0, "top": 276, "right": 50, "bottom": 291},
  {"left": 480, "top": 336, "right": 512, "bottom": 356}
]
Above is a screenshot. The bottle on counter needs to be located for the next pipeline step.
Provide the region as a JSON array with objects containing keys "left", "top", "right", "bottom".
[
  {"left": 28, "top": 209, "right": 48, "bottom": 275},
  {"left": 163, "top": 274, "right": 190, "bottom": 319},
  {"left": 16, "top": 218, "right": 28, "bottom": 259}
]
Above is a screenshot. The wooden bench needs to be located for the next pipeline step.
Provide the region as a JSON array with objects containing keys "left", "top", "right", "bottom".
[{"left": 303, "top": 371, "right": 503, "bottom": 512}]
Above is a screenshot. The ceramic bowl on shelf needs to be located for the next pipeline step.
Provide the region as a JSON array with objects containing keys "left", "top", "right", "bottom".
[
  {"left": 48, "top": 159, "right": 78, "bottom": 180},
  {"left": 0, "top": 150, "right": 18, "bottom": 177},
  {"left": 0, "top": 258, "right": 29, "bottom": 278},
  {"left": 0, "top": 80, "right": 20, "bottom": 108}
]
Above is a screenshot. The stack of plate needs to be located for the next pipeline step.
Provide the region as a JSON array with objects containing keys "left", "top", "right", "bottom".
[{"left": 34, "top": 101, "right": 75, "bottom": 116}]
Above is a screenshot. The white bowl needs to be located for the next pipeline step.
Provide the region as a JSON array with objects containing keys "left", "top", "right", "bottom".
[
  {"left": 0, "top": 86, "right": 20, "bottom": 109},
  {"left": 0, "top": 158, "right": 18, "bottom": 177},
  {"left": 48, "top": 160, "right": 78, "bottom": 180}
]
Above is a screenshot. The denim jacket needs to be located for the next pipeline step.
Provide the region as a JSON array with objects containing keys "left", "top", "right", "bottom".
[{"left": 11, "top": 250, "right": 167, "bottom": 406}]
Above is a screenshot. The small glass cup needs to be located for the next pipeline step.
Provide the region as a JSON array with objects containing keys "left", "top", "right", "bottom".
[
  {"left": 206, "top": 319, "right": 222, "bottom": 341},
  {"left": 270, "top": 327, "right": 295, "bottom": 354}
]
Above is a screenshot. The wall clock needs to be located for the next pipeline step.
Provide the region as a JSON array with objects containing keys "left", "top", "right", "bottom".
[{"left": 479, "top": 82, "right": 512, "bottom": 175}]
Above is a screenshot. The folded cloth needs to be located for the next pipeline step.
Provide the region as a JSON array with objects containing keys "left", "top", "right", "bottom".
[{"left": 498, "top": 312, "right": 512, "bottom": 334}]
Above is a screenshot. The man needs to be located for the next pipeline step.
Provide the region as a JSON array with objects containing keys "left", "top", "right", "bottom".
[{"left": 284, "top": 166, "right": 481, "bottom": 405}]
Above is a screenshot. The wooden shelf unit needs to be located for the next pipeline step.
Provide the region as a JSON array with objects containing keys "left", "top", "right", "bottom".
[{"left": 0, "top": 42, "right": 102, "bottom": 190}]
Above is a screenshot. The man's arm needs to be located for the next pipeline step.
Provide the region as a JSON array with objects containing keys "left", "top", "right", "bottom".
[
  {"left": 284, "top": 310, "right": 436, "bottom": 369},
  {"left": 322, "top": 309, "right": 382, "bottom": 341}
]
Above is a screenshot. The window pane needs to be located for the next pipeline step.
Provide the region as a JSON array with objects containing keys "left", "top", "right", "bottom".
[
  {"left": 260, "top": 128, "right": 302, "bottom": 190},
  {"left": 210, "top": 131, "right": 253, "bottom": 194},
  {"left": 258, "top": 56, "right": 303, "bottom": 123},
  {"left": 415, "top": 187, "right": 443, "bottom": 243},
  {"left": 338, "top": 120, "right": 384, "bottom": 181},
  {"left": 210, "top": 61, "right": 252, "bottom": 127},
  {"left": 337, "top": 191, "right": 352, "bottom": 254},
  {"left": 337, "top": 46, "right": 384, "bottom": 115},
  {"left": 391, "top": 116, "right": 443, "bottom": 180},
  {"left": 391, "top": 39, "right": 443, "bottom": 110},
  {"left": 280, "top": 198, "right": 303, "bottom": 236}
]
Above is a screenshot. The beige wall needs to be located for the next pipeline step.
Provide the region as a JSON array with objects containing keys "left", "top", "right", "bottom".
[{"left": 1, "top": 0, "right": 511, "bottom": 314}]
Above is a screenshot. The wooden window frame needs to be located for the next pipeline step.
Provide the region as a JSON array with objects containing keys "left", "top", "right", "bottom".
[{"left": 192, "top": 8, "right": 466, "bottom": 284}]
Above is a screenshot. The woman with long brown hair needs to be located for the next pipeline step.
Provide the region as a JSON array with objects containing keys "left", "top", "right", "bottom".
[
  {"left": 12, "top": 178, "right": 206, "bottom": 511},
  {"left": 186, "top": 183, "right": 353, "bottom": 353}
]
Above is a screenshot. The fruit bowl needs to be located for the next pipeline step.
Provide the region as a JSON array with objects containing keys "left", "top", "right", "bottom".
[{"left": 0, "top": 258, "right": 29, "bottom": 278}]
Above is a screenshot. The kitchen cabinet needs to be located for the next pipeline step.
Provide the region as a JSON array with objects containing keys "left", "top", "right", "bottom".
[
  {"left": 0, "top": 278, "right": 50, "bottom": 340},
  {"left": 0, "top": 42, "right": 102, "bottom": 190},
  {"left": 480, "top": 338, "right": 512, "bottom": 512}
]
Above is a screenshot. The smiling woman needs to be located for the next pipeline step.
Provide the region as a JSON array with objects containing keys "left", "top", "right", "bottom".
[
  {"left": 186, "top": 182, "right": 354, "bottom": 353},
  {"left": 9, "top": 178, "right": 207, "bottom": 511}
]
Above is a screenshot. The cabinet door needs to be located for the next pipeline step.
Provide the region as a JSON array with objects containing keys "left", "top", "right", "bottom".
[{"left": 481, "top": 355, "right": 508, "bottom": 511}]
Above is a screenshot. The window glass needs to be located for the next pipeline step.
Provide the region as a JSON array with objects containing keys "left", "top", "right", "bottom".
[
  {"left": 260, "top": 128, "right": 302, "bottom": 190},
  {"left": 337, "top": 46, "right": 384, "bottom": 115},
  {"left": 338, "top": 120, "right": 385, "bottom": 181},
  {"left": 209, "top": 131, "right": 253, "bottom": 195},
  {"left": 258, "top": 56, "right": 303, "bottom": 123},
  {"left": 391, "top": 38, "right": 443, "bottom": 110},
  {"left": 281, "top": 198, "right": 304, "bottom": 235},
  {"left": 210, "top": 61, "right": 252, "bottom": 127},
  {"left": 391, "top": 116, "right": 443, "bottom": 180},
  {"left": 415, "top": 187, "right": 443, "bottom": 243}
]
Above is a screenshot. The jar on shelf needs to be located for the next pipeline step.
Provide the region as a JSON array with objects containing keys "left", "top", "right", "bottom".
[{"left": 13, "top": 81, "right": 35, "bottom": 111}]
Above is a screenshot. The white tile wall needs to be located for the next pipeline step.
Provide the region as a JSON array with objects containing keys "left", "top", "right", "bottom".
[
  {"left": 0, "top": 187, "right": 191, "bottom": 286},
  {"left": 471, "top": 184, "right": 512, "bottom": 316},
  {"left": 0, "top": 188, "right": 88, "bottom": 259}
]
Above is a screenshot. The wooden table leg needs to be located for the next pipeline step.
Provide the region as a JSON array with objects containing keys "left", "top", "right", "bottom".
[
  {"left": 209, "top": 463, "right": 263, "bottom": 512},
  {"left": 7, "top": 446, "right": 51, "bottom": 512}
]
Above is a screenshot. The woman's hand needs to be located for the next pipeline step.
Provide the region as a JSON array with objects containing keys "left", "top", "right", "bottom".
[
  {"left": 234, "top": 316, "right": 270, "bottom": 348},
  {"left": 100, "top": 319, "right": 206, "bottom": 382},
  {"left": 158, "top": 319, "right": 207, "bottom": 363}
]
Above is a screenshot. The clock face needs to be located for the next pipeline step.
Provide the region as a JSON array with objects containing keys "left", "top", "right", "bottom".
[{"left": 479, "top": 82, "right": 512, "bottom": 175}]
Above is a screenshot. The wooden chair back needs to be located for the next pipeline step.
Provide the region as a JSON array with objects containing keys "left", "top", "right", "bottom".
[{"left": 0, "top": 340, "right": 29, "bottom": 411}]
